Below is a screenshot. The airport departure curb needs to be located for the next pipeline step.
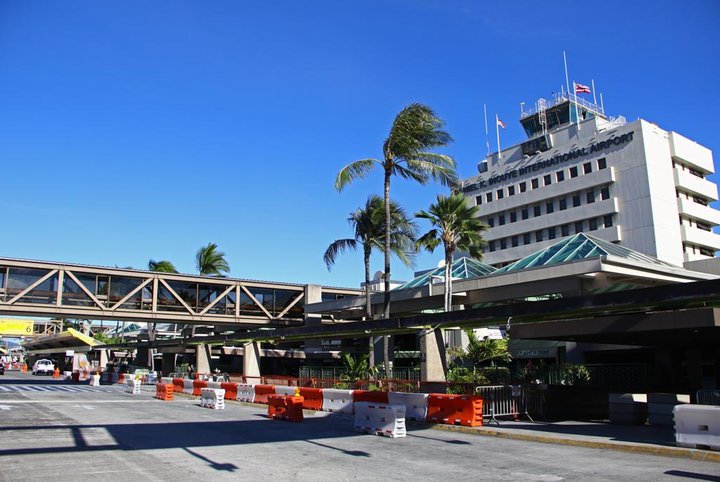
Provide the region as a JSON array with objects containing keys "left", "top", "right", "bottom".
[{"left": 422, "top": 423, "right": 720, "bottom": 464}]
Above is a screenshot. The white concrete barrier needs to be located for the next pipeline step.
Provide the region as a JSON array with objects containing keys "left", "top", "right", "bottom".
[
  {"left": 183, "top": 379, "right": 194, "bottom": 395},
  {"left": 354, "top": 402, "right": 406, "bottom": 438},
  {"left": 125, "top": 379, "right": 141, "bottom": 395},
  {"left": 201, "top": 388, "right": 226, "bottom": 410},
  {"left": 88, "top": 375, "right": 100, "bottom": 387},
  {"left": 275, "top": 385, "right": 297, "bottom": 396},
  {"left": 674, "top": 404, "right": 720, "bottom": 451},
  {"left": 206, "top": 381, "right": 222, "bottom": 390},
  {"left": 161, "top": 377, "right": 174, "bottom": 385},
  {"left": 322, "top": 389, "right": 354, "bottom": 414},
  {"left": 388, "top": 392, "right": 429, "bottom": 422},
  {"left": 236, "top": 384, "right": 255, "bottom": 403}
]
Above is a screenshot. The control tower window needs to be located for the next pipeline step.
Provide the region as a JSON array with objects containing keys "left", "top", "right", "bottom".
[
  {"left": 519, "top": 182, "right": 527, "bottom": 193},
  {"left": 508, "top": 185, "right": 515, "bottom": 196},
  {"left": 486, "top": 192, "right": 493, "bottom": 203},
  {"left": 598, "top": 158, "right": 607, "bottom": 170},
  {"left": 543, "top": 174, "right": 552, "bottom": 186},
  {"left": 570, "top": 166, "right": 579, "bottom": 178},
  {"left": 583, "top": 162, "right": 592, "bottom": 174},
  {"left": 475, "top": 195, "right": 482, "bottom": 206},
  {"left": 497, "top": 189, "right": 504, "bottom": 200},
  {"left": 531, "top": 178, "right": 539, "bottom": 189},
  {"left": 556, "top": 170, "right": 565, "bottom": 182}
]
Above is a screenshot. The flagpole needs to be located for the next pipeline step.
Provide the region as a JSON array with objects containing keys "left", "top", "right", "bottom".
[
  {"left": 564, "top": 51, "right": 580, "bottom": 134},
  {"left": 591, "top": 79, "right": 598, "bottom": 108},
  {"left": 484, "top": 104, "right": 490, "bottom": 157},
  {"left": 495, "top": 114, "right": 501, "bottom": 160},
  {"left": 563, "top": 51, "right": 571, "bottom": 100}
]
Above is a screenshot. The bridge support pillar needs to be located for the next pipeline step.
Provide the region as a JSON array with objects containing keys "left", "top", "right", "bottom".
[
  {"left": 196, "top": 344, "right": 211, "bottom": 375},
  {"left": 243, "top": 341, "right": 261, "bottom": 381},
  {"left": 420, "top": 328, "right": 447, "bottom": 383}
]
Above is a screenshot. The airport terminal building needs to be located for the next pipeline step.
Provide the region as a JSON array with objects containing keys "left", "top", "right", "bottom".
[{"left": 460, "top": 93, "right": 720, "bottom": 268}]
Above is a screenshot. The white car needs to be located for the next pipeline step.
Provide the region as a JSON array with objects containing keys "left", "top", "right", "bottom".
[{"left": 32, "top": 359, "right": 55, "bottom": 375}]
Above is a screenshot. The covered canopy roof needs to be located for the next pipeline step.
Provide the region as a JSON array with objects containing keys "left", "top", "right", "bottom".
[
  {"left": 396, "top": 257, "right": 497, "bottom": 290},
  {"left": 22, "top": 327, "right": 101, "bottom": 355}
]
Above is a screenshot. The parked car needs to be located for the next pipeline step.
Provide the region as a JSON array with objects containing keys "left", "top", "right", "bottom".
[{"left": 32, "top": 359, "right": 55, "bottom": 375}]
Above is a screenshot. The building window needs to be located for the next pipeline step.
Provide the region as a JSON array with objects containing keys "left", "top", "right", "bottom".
[
  {"left": 570, "top": 166, "right": 579, "bottom": 178},
  {"left": 510, "top": 211, "right": 517, "bottom": 223},
  {"left": 499, "top": 214, "right": 506, "bottom": 226},
  {"left": 561, "top": 224, "right": 570, "bottom": 236},
  {"left": 533, "top": 205, "right": 541, "bottom": 217},
  {"left": 489, "top": 240, "right": 496, "bottom": 252},
  {"left": 508, "top": 185, "right": 515, "bottom": 196},
  {"left": 589, "top": 218, "right": 598, "bottom": 231},
  {"left": 548, "top": 227, "right": 557, "bottom": 239},
  {"left": 511, "top": 235, "right": 519, "bottom": 247},
  {"left": 500, "top": 238, "right": 507, "bottom": 250},
  {"left": 556, "top": 170, "right": 565, "bottom": 182},
  {"left": 531, "top": 178, "right": 539, "bottom": 189},
  {"left": 575, "top": 221, "right": 584, "bottom": 233},
  {"left": 559, "top": 198, "right": 567, "bottom": 210},
  {"left": 598, "top": 158, "right": 607, "bottom": 170},
  {"left": 583, "top": 162, "right": 592, "bottom": 174},
  {"left": 603, "top": 215, "right": 613, "bottom": 228},
  {"left": 543, "top": 174, "right": 552, "bottom": 186},
  {"left": 535, "top": 230, "right": 544, "bottom": 242},
  {"left": 572, "top": 194, "right": 581, "bottom": 207},
  {"left": 486, "top": 192, "right": 493, "bottom": 203},
  {"left": 546, "top": 201, "right": 554, "bottom": 214},
  {"left": 519, "top": 182, "right": 527, "bottom": 193},
  {"left": 497, "top": 189, "right": 504, "bottom": 200},
  {"left": 601, "top": 186, "right": 610, "bottom": 200},
  {"left": 586, "top": 191, "right": 595, "bottom": 204},
  {"left": 521, "top": 208, "right": 529, "bottom": 220},
  {"left": 475, "top": 195, "right": 482, "bottom": 206},
  {"left": 487, "top": 217, "right": 495, "bottom": 228},
  {"left": 523, "top": 232, "right": 531, "bottom": 245}
]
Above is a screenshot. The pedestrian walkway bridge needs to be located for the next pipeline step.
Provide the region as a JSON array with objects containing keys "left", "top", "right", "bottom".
[{"left": 0, "top": 257, "right": 359, "bottom": 327}]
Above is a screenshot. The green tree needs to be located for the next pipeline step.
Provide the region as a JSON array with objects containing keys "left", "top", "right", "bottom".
[
  {"left": 196, "top": 243, "right": 230, "bottom": 276},
  {"left": 147, "top": 259, "right": 179, "bottom": 273},
  {"left": 416, "top": 193, "right": 487, "bottom": 311},
  {"left": 335, "top": 103, "right": 457, "bottom": 319},
  {"left": 324, "top": 195, "right": 415, "bottom": 370},
  {"left": 465, "top": 330, "right": 512, "bottom": 368}
]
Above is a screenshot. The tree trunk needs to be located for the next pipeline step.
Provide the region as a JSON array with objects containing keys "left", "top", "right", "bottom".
[
  {"left": 444, "top": 249, "right": 453, "bottom": 312},
  {"left": 383, "top": 169, "right": 392, "bottom": 379},
  {"left": 364, "top": 247, "right": 375, "bottom": 369}
]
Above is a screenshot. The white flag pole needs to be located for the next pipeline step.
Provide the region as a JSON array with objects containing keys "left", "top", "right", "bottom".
[
  {"left": 495, "top": 114, "right": 501, "bottom": 160},
  {"left": 564, "top": 51, "right": 580, "bottom": 132},
  {"left": 563, "top": 51, "right": 571, "bottom": 101},
  {"left": 484, "top": 104, "right": 490, "bottom": 157},
  {"left": 591, "top": 79, "right": 598, "bottom": 108}
]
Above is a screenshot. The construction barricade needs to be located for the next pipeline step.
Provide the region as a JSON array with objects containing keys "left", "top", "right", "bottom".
[
  {"left": 193, "top": 380, "right": 209, "bottom": 397},
  {"left": 354, "top": 402, "right": 406, "bottom": 438},
  {"left": 173, "top": 378, "right": 185, "bottom": 394},
  {"left": 322, "top": 388, "right": 354, "bottom": 414},
  {"left": 88, "top": 374, "right": 100, "bottom": 387},
  {"left": 254, "top": 384, "right": 275, "bottom": 404},
  {"left": 156, "top": 383, "right": 174, "bottom": 401},
  {"left": 275, "top": 385, "right": 297, "bottom": 397},
  {"left": 674, "top": 404, "right": 720, "bottom": 451},
  {"left": 201, "top": 388, "right": 226, "bottom": 410},
  {"left": 237, "top": 384, "right": 255, "bottom": 403},
  {"left": 126, "top": 379, "right": 141, "bottom": 395},
  {"left": 268, "top": 394, "right": 304, "bottom": 422},
  {"left": 161, "top": 377, "right": 174, "bottom": 386},
  {"left": 388, "top": 392, "right": 428, "bottom": 422},
  {"left": 353, "top": 390, "right": 389, "bottom": 404},
  {"left": 298, "top": 388, "right": 324, "bottom": 411},
  {"left": 206, "top": 381, "right": 222, "bottom": 390},
  {"left": 427, "top": 394, "right": 483, "bottom": 427},
  {"left": 221, "top": 382, "right": 238, "bottom": 401},
  {"left": 183, "top": 379, "right": 194, "bottom": 395}
]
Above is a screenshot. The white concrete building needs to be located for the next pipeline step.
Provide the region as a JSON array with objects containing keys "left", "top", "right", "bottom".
[{"left": 461, "top": 93, "right": 720, "bottom": 268}]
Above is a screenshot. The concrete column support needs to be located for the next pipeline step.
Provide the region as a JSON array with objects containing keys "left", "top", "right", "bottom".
[
  {"left": 243, "top": 341, "right": 261, "bottom": 381},
  {"left": 162, "top": 352, "right": 176, "bottom": 376},
  {"left": 304, "top": 284, "right": 323, "bottom": 353},
  {"left": 420, "top": 328, "right": 447, "bottom": 382},
  {"left": 195, "top": 344, "right": 211, "bottom": 375}
]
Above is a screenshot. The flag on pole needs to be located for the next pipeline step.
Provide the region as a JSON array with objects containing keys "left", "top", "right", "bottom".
[
  {"left": 574, "top": 82, "right": 591, "bottom": 94},
  {"left": 496, "top": 118, "right": 507, "bottom": 129}
]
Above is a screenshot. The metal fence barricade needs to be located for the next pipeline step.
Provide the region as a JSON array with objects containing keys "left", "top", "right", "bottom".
[
  {"left": 696, "top": 390, "right": 720, "bottom": 406},
  {"left": 475, "top": 385, "right": 539, "bottom": 425}
]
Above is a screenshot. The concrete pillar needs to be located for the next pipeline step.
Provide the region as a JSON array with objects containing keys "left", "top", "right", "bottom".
[
  {"left": 243, "top": 341, "right": 261, "bottom": 380},
  {"left": 195, "top": 344, "right": 211, "bottom": 375},
  {"left": 98, "top": 349, "right": 109, "bottom": 370},
  {"left": 420, "top": 328, "right": 446, "bottom": 382},
  {"left": 162, "top": 353, "right": 176, "bottom": 376},
  {"left": 304, "top": 284, "right": 323, "bottom": 353}
]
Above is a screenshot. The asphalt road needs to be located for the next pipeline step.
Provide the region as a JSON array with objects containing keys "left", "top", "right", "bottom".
[{"left": 0, "top": 372, "right": 718, "bottom": 481}]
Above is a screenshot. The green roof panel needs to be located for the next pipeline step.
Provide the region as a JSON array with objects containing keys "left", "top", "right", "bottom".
[{"left": 396, "top": 257, "right": 496, "bottom": 290}]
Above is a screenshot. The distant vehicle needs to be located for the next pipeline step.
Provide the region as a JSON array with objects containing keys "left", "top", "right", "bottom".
[{"left": 32, "top": 359, "right": 54, "bottom": 376}]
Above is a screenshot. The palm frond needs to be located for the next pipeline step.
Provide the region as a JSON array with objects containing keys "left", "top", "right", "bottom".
[
  {"left": 323, "top": 239, "right": 357, "bottom": 270},
  {"left": 335, "top": 159, "right": 379, "bottom": 192}
]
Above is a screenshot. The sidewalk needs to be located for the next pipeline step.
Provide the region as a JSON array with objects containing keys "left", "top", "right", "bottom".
[{"left": 423, "top": 419, "right": 720, "bottom": 463}]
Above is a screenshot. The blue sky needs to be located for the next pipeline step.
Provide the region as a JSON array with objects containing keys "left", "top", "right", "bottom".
[{"left": 1, "top": 1, "right": 719, "bottom": 289}]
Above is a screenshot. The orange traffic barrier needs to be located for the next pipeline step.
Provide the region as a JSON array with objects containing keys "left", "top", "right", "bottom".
[
  {"left": 192, "top": 380, "right": 208, "bottom": 397},
  {"left": 53, "top": 368, "right": 60, "bottom": 379},
  {"left": 172, "top": 378, "right": 185, "bottom": 393},
  {"left": 298, "top": 388, "right": 324, "bottom": 411},
  {"left": 21, "top": 364, "right": 27, "bottom": 373},
  {"left": 155, "top": 382, "right": 174, "bottom": 401},
  {"left": 427, "top": 394, "right": 483, "bottom": 427},
  {"left": 254, "top": 384, "right": 275, "bottom": 404},
  {"left": 353, "top": 390, "right": 389, "bottom": 404},
  {"left": 268, "top": 394, "right": 304, "bottom": 422},
  {"left": 220, "top": 382, "right": 238, "bottom": 400}
]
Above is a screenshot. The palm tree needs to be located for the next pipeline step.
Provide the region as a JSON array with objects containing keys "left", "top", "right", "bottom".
[
  {"left": 147, "top": 259, "right": 178, "bottom": 273},
  {"left": 465, "top": 330, "right": 512, "bottom": 368},
  {"left": 336, "top": 103, "right": 457, "bottom": 319},
  {"left": 324, "top": 195, "right": 416, "bottom": 369},
  {"left": 415, "top": 192, "right": 487, "bottom": 311},
  {"left": 196, "top": 243, "right": 230, "bottom": 277}
]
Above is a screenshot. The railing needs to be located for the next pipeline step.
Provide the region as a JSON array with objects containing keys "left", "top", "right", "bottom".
[
  {"left": 520, "top": 92, "right": 605, "bottom": 119},
  {"left": 696, "top": 389, "right": 720, "bottom": 405}
]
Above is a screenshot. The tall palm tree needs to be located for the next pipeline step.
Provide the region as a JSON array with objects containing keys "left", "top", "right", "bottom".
[
  {"left": 335, "top": 103, "right": 457, "bottom": 319},
  {"left": 415, "top": 192, "right": 487, "bottom": 311},
  {"left": 196, "top": 243, "right": 230, "bottom": 277},
  {"left": 148, "top": 259, "right": 179, "bottom": 273},
  {"left": 324, "top": 195, "right": 416, "bottom": 369}
]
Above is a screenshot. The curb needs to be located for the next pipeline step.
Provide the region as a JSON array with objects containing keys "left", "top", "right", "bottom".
[{"left": 424, "top": 423, "right": 720, "bottom": 463}]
